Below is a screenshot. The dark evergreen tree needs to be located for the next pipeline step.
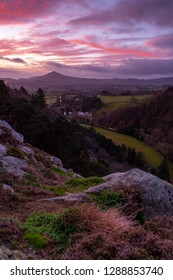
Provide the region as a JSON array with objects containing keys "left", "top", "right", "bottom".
[
  {"left": 0, "top": 80, "right": 9, "bottom": 103},
  {"left": 31, "top": 88, "right": 46, "bottom": 110},
  {"left": 0, "top": 80, "right": 12, "bottom": 116},
  {"left": 20, "top": 86, "right": 29, "bottom": 96},
  {"left": 127, "top": 147, "right": 136, "bottom": 165},
  {"left": 157, "top": 158, "right": 170, "bottom": 182}
]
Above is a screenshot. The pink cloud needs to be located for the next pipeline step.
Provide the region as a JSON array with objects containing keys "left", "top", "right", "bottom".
[
  {"left": 42, "top": 37, "right": 71, "bottom": 49},
  {"left": 0, "top": 0, "right": 59, "bottom": 24},
  {"left": 0, "top": 0, "right": 90, "bottom": 25},
  {"left": 0, "top": 38, "right": 34, "bottom": 56},
  {"left": 70, "top": 37, "right": 153, "bottom": 58}
]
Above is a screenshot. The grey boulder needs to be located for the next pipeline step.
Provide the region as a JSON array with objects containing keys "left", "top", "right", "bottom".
[
  {"left": 0, "top": 156, "right": 27, "bottom": 177},
  {"left": 0, "top": 120, "right": 24, "bottom": 144}
]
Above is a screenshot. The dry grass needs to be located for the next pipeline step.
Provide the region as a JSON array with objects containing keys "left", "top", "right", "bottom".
[{"left": 74, "top": 203, "right": 132, "bottom": 235}]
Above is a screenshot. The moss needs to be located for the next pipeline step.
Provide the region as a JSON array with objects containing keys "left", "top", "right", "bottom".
[
  {"left": 23, "top": 209, "right": 86, "bottom": 252},
  {"left": 23, "top": 212, "right": 57, "bottom": 234},
  {"left": 48, "top": 186, "right": 66, "bottom": 195},
  {"left": 7, "top": 145, "right": 25, "bottom": 159},
  {"left": 24, "top": 232, "right": 48, "bottom": 249},
  {"left": 66, "top": 176, "right": 104, "bottom": 192}
]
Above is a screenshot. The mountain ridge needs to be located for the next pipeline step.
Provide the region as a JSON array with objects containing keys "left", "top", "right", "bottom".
[{"left": 2, "top": 71, "right": 173, "bottom": 91}]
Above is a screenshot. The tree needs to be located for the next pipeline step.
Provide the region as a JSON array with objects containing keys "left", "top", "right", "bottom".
[
  {"left": 31, "top": 88, "right": 46, "bottom": 110},
  {"left": 0, "top": 80, "right": 9, "bottom": 101},
  {"left": 127, "top": 147, "right": 136, "bottom": 165},
  {"left": 157, "top": 158, "right": 170, "bottom": 182},
  {"left": 0, "top": 80, "right": 11, "bottom": 115},
  {"left": 20, "top": 86, "right": 29, "bottom": 96}
]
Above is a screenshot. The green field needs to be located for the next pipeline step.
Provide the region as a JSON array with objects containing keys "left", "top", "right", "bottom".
[
  {"left": 97, "top": 95, "right": 149, "bottom": 114},
  {"left": 84, "top": 125, "right": 173, "bottom": 181}
]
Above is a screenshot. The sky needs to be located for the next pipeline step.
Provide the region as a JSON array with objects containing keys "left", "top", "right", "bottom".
[{"left": 0, "top": 0, "right": 173, "bottom": 79}]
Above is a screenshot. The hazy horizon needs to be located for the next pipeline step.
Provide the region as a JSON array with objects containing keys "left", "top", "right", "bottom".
[
  {"left": 2, "top": 70, "right": 173, "bottom": 81},
  {"left": 1, "top": 0, "right": 173, "bottom": 79}
]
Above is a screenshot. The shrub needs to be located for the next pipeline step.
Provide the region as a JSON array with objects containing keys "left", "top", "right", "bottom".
[
  {"left": 63, "top": 225, "right": 173, "bottom": 260},
  {"left": 23, "top": 204, "right": 131, "bottom": 253},
  {"left": 0, "top": 219, "right": 22, "bottom": 248},
  {"left": 23, "top": 212, "right": 57, "bottom": 234},
  {"left": 91, "top": 190, "right": 124, "bottom": 210},
  {"left": 23, "top": 210, "right": 81, "bottom": 252}
]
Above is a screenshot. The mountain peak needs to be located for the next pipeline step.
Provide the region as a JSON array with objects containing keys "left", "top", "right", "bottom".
[{"left": 45, "top": 71, "right": 62, "bottom": 76}]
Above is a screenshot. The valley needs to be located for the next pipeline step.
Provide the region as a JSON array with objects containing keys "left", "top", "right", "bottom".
[{"left": 84, "top": 125, "right": 173, "bottom": 181}]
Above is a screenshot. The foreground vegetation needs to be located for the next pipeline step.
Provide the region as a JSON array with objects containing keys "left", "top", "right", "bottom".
[{"left": 1, "top": 161, "right": 173, "bottom": 260}]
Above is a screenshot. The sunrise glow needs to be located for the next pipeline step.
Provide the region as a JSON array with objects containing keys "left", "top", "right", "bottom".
[{"left": 0, "top": 0, "right": 173, "bottom": 79}]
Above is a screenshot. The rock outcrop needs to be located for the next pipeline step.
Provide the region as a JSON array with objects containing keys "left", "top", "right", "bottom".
[
  {"left": 41, "top": 192, "right": 91, "bottom": 203},
  {"left": 0, "top": 120, "right": 24, "bottom": 144},
  {"left": 0, "top": 144, "right": 7, "bottom": 157},
  {"left": 85, "top": 168, "right": 173, "bottom": 218},
  {"left": 2, "top": 184, "right": 14, "bottom": 194},
  {"left": 49, "top": 155, "right": 63, "bottom": 167},
  {"left": 1, "top": 156, "right": 27, "bottom": 177},
  {"left": 0, "top": 245, "right": 37, "bottom": 260},
  {"left": 0, "top": 119, "right": 68, "bottom": 178}
]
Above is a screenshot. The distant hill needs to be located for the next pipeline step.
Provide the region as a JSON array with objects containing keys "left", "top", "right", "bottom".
[{"left": 2, "top": 71, "right": 173, "bottom": 92}]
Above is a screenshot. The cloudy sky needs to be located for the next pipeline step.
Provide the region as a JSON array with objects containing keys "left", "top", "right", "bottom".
[{"left": 0, "top": 0, "right": 173, "bottom": 79}]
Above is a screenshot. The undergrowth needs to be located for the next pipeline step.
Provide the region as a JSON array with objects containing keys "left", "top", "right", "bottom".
[
  {"left": 66, "top": 176, "right": 104, "bottom": 192},
  {"left": 91, "top": 190, "right": 124, "bottom": 210},
  {"left": 23, "top": 204, "right": 130, "bottom": 253},
  {"left": 23, "top": 210, "right": 80, "bottom": 252}
]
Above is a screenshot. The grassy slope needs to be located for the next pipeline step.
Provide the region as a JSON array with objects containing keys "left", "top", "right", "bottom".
[
  {"left": 97, "top": 95, "right": 149, "bottom": 114},
  {"left": 84, "top": 125, "right": 173, "bottom": 181}
]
